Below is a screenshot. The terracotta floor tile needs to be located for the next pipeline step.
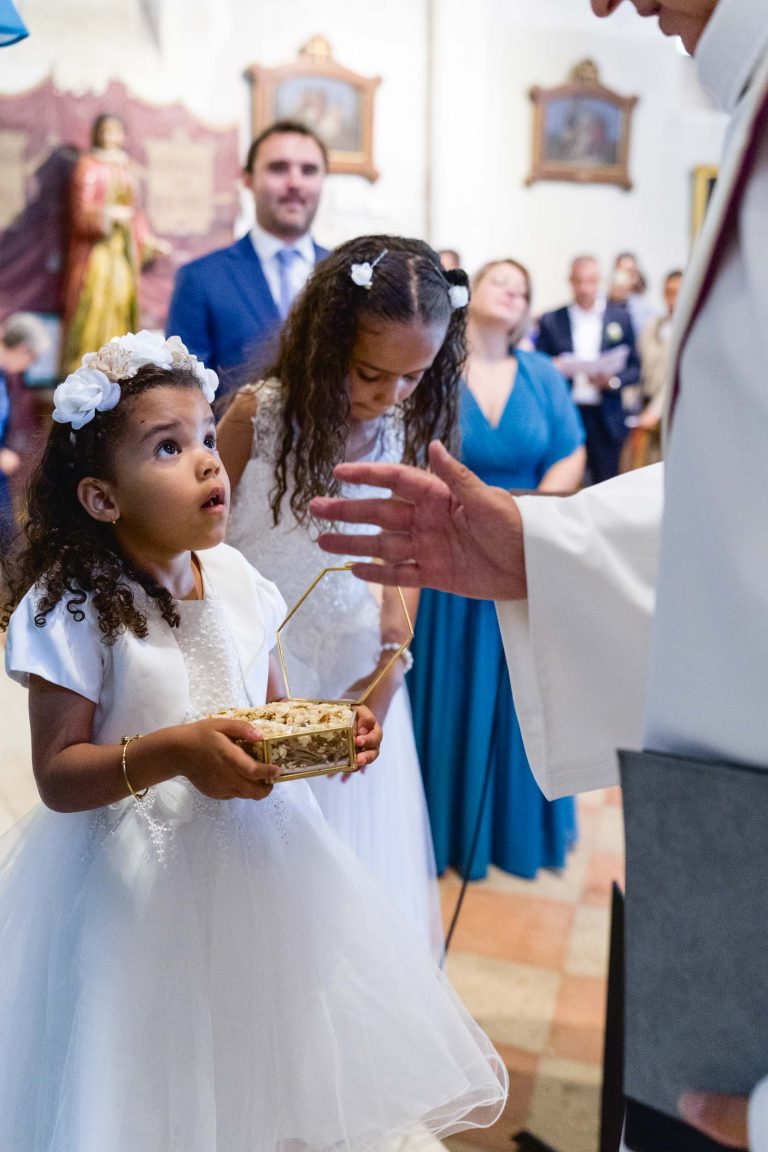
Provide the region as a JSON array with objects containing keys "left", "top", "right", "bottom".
[
  {"left": 547, "top": 974, "right": 607, "bottom": 1065},
  {"left": 445, "top": 952, "right": 560, "bottom": 1054},
  {"left": 594, "top": 806, "right": 625, "bottom": 854},
  {"left": 583, "top": 851, "right": 625, "bottom": 907},
  {"left": 565, "top": 905, "right": 611, "bottom": 978},
  {"left": 445, "top": 1045, "right": 539, "bottom": 1151},
  {"left": 577, "top": 787, "right": 608, "bottom": 808},
  {"left": 481, "top": 852, "right": 586, "bottom": 906},
  {"left": 605, "top": 786, "right": 623, "bottom": 807},
  {"left": 441, "top": 885, "right": 574, "bottom": 969},
  {"left": 572, "top": 803, "right": 601, "bottom": 849},
  {"left": 527, "top": 1057, "right": 603, "bottom": 1152}
]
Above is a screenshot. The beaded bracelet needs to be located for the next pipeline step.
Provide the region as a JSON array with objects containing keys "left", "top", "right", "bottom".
[
  {"left": 379, "top": 641, "right": 414, "bottom": 674},
  {"left": 121, "top": 734, "right": 149, "bottom": 800}
]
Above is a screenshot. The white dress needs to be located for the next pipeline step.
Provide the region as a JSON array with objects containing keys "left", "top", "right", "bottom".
[
  {"left": 226, "top": 381, "right": 443, "bottom": 956},
  {"left": 1, "top": 572, "right": 507, "bottom": 1152}
]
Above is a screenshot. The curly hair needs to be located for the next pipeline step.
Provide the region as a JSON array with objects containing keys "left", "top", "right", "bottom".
[
  {"left": 265, "top": 234, "right": 469, "bottom": 525},
  {"left": 1, "top": 364, "right": 204, "bottom": 643}
]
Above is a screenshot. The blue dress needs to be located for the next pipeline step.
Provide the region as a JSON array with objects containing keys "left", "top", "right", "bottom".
[{"left": 407, "top": 350, "right": 585, "bottom": 880}]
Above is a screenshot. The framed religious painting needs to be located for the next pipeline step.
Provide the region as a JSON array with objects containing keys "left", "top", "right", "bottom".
[
  {"left": 245, "top": 36, "right": 381, "bottom": 181},
  {"left": 527, "top": 59, "right": 638, "bottom": 190},
  {"left": 691, "top": 164, "right": 718, "bottom": 240}
]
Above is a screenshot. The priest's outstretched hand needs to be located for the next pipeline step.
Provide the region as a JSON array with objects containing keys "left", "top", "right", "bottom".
[{"left": 310, "top": 440, "right": 527, "bottom": 601}]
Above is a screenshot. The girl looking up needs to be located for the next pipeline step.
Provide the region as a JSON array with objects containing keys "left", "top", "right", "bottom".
[
  {"left": 218, "top": 235, "right": 470, "bottom": 956},
  {"left": 0, "top": 331, "right": 506, "bottom": 1150}
]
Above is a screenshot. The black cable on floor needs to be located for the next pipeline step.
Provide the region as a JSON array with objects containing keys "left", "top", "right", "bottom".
[{"left": 442, "top": 750, "right": 495, "bottom": 960}]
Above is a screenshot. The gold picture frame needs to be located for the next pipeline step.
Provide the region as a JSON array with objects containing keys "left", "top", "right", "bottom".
[
  {"left": 527, "top": 59, "right": 638, "bottom": 190},
  {"left": 691, "top": 164, "right": 718, "bottom": 241},
  {"left": 245, "top": 36, "right": 381, "bottom": 182}
]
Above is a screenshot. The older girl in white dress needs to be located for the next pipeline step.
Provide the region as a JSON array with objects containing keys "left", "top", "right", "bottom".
[
  {"left": 219, "top": 237, "right": 471, "bottom": 957},
  {"left": 0, "top": 333, "right": 506, "bottom": 1152}
]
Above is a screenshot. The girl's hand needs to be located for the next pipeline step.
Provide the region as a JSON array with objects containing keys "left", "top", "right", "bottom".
[
  {"left": 167, "top": 717, "right": 282, "bottom": 801},
  {"left": 339, "top": 704, "right": 382, "bottom": 782}
]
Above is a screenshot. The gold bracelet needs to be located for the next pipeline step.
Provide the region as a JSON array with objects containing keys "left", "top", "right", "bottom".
[{"left": 121, "top": 734, "right": 149, "bottom": 800}]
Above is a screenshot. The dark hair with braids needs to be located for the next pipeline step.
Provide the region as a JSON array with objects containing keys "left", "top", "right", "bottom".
[
  {"left": 1, "top": 364, "right": 205, "bottom": 643},
  {"left": 265, "top": 234, "right": 469, "bottom": 525}
]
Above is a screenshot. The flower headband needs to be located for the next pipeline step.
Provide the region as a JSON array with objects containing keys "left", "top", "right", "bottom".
[
  {"left": 52, "top": 331, "right": 219, "bottom": 431},
  {"left": 349, "top": 249, "right": 469, "bottom": 310}
]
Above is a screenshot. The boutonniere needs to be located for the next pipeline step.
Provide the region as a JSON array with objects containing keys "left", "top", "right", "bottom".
[{"left": 605, "top": 321, "right": 624, "bottom": 344}]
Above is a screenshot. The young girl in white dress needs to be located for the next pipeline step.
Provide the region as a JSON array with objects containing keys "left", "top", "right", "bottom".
[
  {"left": 0, "top": 332, "right": 506, "bottom": 1151},
  {"left": 219, "top": 237, "right": 471, "bottom": 956}
]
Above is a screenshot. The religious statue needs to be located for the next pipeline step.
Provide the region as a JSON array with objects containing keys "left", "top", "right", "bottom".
[{"left": 59, "top": 113, "right": 169, "bottom": 375}]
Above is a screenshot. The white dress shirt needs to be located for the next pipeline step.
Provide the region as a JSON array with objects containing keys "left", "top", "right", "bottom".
[
  {"left": 249, "top": 221, "right": 316, "bottom": 312},
  {"left": 568, "top": 300, "right": 605, "bottom": 405}
]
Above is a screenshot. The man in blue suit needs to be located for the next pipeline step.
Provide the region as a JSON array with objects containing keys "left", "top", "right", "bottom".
[
  {"left": 537, "top": 255, "right": 639, "bottom": 483},
  {"left": 167, "top": 120, "right": 329, "bottom": 393}
]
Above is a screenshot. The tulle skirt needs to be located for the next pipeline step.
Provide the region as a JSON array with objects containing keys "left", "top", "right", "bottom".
[
  {"left": 0, "top": 777, "right": 506, "bottom": 1152},
  {"left": 308, "top": 685, "right": 444, "bottom": 959}
]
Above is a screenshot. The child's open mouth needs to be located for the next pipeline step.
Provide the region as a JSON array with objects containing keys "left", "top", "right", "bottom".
[{"left": 201, "top": 487, "right": 226, "bottom": 511}]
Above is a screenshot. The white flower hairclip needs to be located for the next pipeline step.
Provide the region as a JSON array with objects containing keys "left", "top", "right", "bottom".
[
  {"left": 350, "top": 249, "right": 388, "bottom": 290},
  {"left": 53, "top": 331, "right": 219, "bottom": 429},
  {"left": 447, "top": 284, "right": 469, "bottom": 310},
  {"left": 52, "top": 369, "right": 121, "bottom": 431}
]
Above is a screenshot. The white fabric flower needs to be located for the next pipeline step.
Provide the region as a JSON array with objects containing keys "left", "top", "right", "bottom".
[
  {"left": 448, "top": 284, "right": 469, "bottom": 310},
  {"left": 350, "top": 262, "right": 374, "bottom": 289},
  {"left": 114, "top": 330, "right": 173, "bottom": 370},
  {"left": 52, "top": 368, "right": 121, "bottom": 430},
  {"left": 606, "top": 321, "right": 624, "bottom": 344},
  {"left": 82, "top": 343, "right": 135, "bottom": 380},
  {"left": 192, "top": 360, "right": 219, "bottom": 403}
]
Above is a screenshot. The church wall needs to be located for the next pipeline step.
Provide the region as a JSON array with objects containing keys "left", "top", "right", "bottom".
[
  {"left": 431, "top": 0, "right": 728, "bottom": 311},
  {"left": 3, "top": 0, "right": 728, "bottom": 314}
]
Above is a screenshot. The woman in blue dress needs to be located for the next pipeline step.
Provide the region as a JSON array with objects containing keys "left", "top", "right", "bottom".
[{"left": 408, "top": 259, "right": 586, "bottom": 879}]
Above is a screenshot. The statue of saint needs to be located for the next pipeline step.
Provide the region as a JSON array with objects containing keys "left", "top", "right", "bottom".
[{"left": 59, "top": 113, "right": 169, "bottom": 374}]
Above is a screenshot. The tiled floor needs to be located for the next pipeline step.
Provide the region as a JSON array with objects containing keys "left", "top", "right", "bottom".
[
  {"left": 442, "top": 786, "right": 624, "bottom": 1152},
  {"left": 0, "top": 663, "right": 623, "bottom": 1152}
]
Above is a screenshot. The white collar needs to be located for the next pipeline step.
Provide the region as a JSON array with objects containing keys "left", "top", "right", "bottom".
[
  {"left": 569, "top": 296, "right": 606, "bottom": 318},
  {"left": 696, "top": 0, "right": 768, "bottom": 114},
  {"left": 249, "top": 220, "right": 315, "bottom": 265}
]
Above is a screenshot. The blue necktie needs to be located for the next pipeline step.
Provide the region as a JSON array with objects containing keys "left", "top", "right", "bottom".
[{"left": 275, "top": 248, "right": 300, "bottom": 319}]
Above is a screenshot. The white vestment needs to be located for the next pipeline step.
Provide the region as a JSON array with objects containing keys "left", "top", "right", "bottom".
[
  {"left": 499, "top": 0, "right": 768, "bottom": 799},
  {"left": 495, "top": 3, "right": 768, "bottom": 1144}
]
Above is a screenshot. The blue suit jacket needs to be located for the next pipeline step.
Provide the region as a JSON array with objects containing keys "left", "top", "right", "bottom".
[
  {"left": 535, "top": 302, "right": 639, "bottom": 442},
  {"left": 166, "top": 234, "right": 328, "bottom": 392}
]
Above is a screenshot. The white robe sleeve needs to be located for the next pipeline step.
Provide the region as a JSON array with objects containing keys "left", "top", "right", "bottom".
[
  {"left": 749, "top": 1077, "right": 768, "bottom": 1152},
  {"left": 496, "top": 463, "right": 664, "bottom": 799}
]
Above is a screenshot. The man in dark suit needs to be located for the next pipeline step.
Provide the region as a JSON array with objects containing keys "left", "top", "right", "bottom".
[
  {"left": 167, "top": 120, "right": 329, "bottom": 393},
  {"left": 537, "top": 255, "right": 639, "bottom": 483}
]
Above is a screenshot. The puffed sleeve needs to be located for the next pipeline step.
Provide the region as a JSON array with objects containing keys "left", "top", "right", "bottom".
[
  {"left": 246, "top": 563, "right": 287, "bottom": 651},
  {"left": 5, "top": 588, "right": 104, "bottom": 703}
]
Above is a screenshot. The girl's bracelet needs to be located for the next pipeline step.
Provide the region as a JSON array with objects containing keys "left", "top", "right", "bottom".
[
  {"left": 379, "top": 641, "right": 414, "bottom": 675},
  {"left": 121, "top": 734, "right": 149, "bottom": 800}
]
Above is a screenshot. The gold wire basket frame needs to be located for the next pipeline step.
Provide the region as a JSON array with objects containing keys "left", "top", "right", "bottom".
[{"left": 257, "top": 563, "right": 414, "bottom": 781}]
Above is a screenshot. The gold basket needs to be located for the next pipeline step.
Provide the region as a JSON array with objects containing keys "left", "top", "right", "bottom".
[{"left": 212, "top": 564, "right": 413, "bottom": 782}]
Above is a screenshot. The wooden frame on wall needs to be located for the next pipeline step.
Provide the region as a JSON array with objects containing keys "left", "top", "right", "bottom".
[
  {"left": 245, "top": 36, "right": 381, "bottom": 182},
  {"left": 691, "top": 164, "right": 718, "bottom": 241},
  {"left": 527, "top": 59, "right": 638, "bottom": 191}
]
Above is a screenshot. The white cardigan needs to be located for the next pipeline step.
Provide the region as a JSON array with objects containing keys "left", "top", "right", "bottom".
[{"left": 5, "top": 543, "right": 286, "bottom": 745}]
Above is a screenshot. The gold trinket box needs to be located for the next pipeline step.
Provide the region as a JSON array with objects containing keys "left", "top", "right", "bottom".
[{"left": 211, "top": 564, "right": 413, "bottom": 781}]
